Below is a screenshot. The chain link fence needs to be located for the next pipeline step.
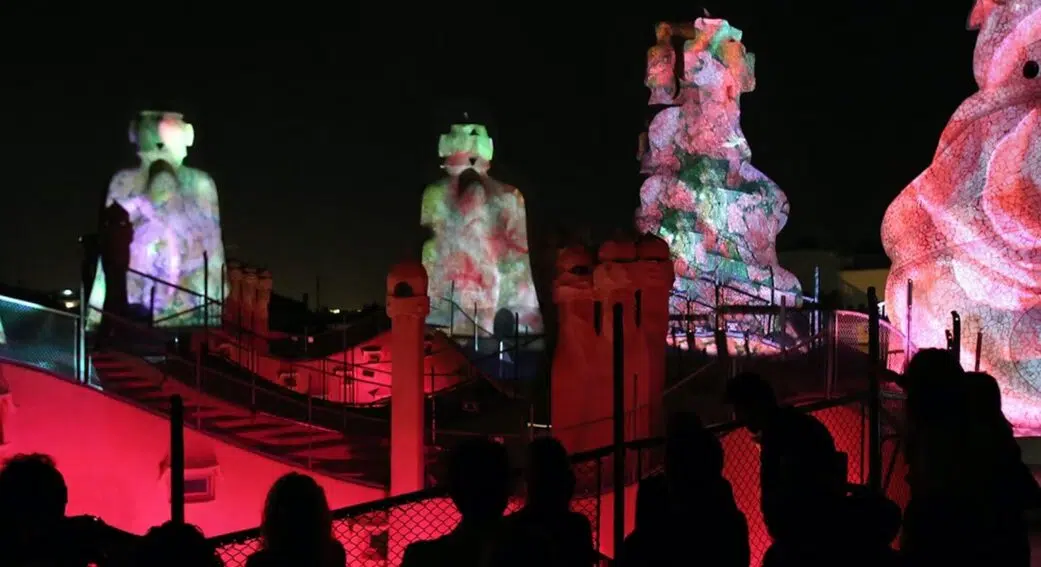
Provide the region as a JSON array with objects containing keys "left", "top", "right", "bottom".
[
  {"left": 210, "top": 392, "right": 886, "bottom": 567},
  {"left": 212, "top": 478, "right": 582, "bottom": 567}
]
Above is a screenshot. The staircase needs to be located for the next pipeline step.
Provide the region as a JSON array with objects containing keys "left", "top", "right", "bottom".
[{"left": 91, "top": 350, "right": 398, "bottom": 487}]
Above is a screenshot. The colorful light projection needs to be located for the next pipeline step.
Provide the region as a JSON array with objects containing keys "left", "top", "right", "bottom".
[
  {"left": 87, "top": 111, "right": 226, "bottom": 328},
  {"left": 421, "top": 123, "right": 542, "bottom": 335},
  {"left": 882, "top": 0, "right": 1041, "bottom": 434},
  {"left": 635, "top": 19, "right": 802, "bottom": 343}
]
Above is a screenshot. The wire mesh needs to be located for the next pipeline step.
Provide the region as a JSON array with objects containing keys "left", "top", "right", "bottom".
[
  {"left": 0, "top": 294, "right": 81, "bottom": 380},
  {"left": 214, "top": 488, "right": 581, "bottom": 567},
  {"left": 715, "top": 396, "right": 869, "bottom": 565},
  {"left": 211, "top": 395, "right": 876, "bottom": 567}
]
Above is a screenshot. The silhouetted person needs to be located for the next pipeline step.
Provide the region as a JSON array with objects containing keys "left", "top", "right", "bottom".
[
  {"left": 402, "top": 437, "right": 512, "bottom": 567},
  {"left": 0, "top": 453, "right": 138, "bottom": 567},
  {"left": 900, "top": 350, "right": 1037, "bottom": 566},
  {"left": 724, "top": 372, "right": 837, "bottom": 539},
  {"left": 760, "top": 441, "right": 850, "bottom": 567},
  {"left": 840, "top": 487, "right": 904, "bottom": 567},
  {"left": 501, "top": 437, "right": 594, "bottom": 567},
  {"left": 133, "top": 522, "right": 223, "bottom": 567},
  {"left": 246, "top": 473, "right": 346, "bottom": 567},
  {"left": 619, "top": 412, "right": 748, "bottom": 567},
  {"left": 964, "top": 371, "right": 1039, "bottom": 566}
]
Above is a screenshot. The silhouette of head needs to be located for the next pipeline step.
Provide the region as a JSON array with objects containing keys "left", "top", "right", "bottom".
[
  {"left": 0, "top": 454, "right": 68, "bottom": 533},
  {"left": 447, "top": 437, "right": 512, "bottom": 522},
  {"left": 903, "top": 348, "right": 967, "bottom": 426},
  {"left": 262, "top": 473, "right": 333, "bottom": 555},
  {"left": 524, "top": 437, "right": 575, "bottom": 511},
  {"left": 665, "top": 412, "right": 723, "bottom": 481},
  {"left": 136, "top": 522, "right": 223, "bottom": 567},
  {"left": 904, "top": 348, "right": 965, "bottom": 387},
  {"left": 963, "top": 371, "right": 1009, "bottom": 430},
  {"left": 725, "top": 372, "right": 777, "bottom": 432}
]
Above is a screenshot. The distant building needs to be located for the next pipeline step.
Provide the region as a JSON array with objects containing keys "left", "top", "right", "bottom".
[{"left": 777, "top": 249, "right": 889, "bottom": 312}]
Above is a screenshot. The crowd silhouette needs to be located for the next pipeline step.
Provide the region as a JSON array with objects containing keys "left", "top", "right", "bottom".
[{"left": 1, "top": 348, "right": 1038, "bottom": 566}]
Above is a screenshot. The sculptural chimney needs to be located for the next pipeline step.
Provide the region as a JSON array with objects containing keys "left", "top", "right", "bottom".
[
  {"left": 386, "top": 261, "right": 429, "bottom": 495},
  {"left": 632, "top": 235, "right": 675, "bottom": 439},
  {"left": 594, "top": 240, "right": 642, "bottom": 444},
  {"left": 240, "top": 269, "right": 257, "bottom": 335},
  {"left": 550, "top": 246, "right": 598, "bottom": 454},
  {"left": 224, "top": 261, "right": 242, "bottom": 329},
  {"left": 552, "top": 237, "right": 669, "bottom": 453},
  {"left": 254, "top": 270, "right": 273, "bottom": 339}
]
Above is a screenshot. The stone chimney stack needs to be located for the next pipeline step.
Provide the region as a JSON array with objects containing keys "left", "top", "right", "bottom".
[{"left": 550, "top": 235, "right": 674, "bottom": 453}]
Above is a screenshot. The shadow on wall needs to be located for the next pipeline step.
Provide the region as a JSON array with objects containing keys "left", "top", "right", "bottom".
[{"left": 0, "top": 361, "right": 384, "bottom": 536}]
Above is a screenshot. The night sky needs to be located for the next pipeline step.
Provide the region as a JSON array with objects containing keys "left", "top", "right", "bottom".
[{"left": 1, "top": 3, "right": 977, "bottom": 309}]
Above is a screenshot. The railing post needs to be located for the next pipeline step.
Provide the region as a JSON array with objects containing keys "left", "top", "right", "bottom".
[
  {"left": 473, "top": 302, "right": 479, "bottom": 352},
  {"left": 430, "top": 365, "right": 438, "bottom": 445},
  {"left": 448, "top": 281, "right": 456, "bottom": 337},
  {"left": 813, "top": 265, "right": 821, "bottom": 336},
  {"left": 170, "top": 394, "right": 185, "bottom": 525},
  {"left": 904, "top": 279, "right": 913, "bottom": 371},
  {"left": 595, "top": 455, "right": 603, "bottom": 551},
  {"left": 612, "top": 302, "right": 625, "bottom": 559},
  {"left": 149, "top": 286, "right": 156, "bottom": 328},
  {"left": 73, "top": 302, "right": 81, "bottom": 382},
  {"left": 826, "top": 311, "right": 837, "bottom": 398},
  {"left": 867, "top": 287, "right": 882, "bottom": 494},
  {"left": 78, "top": 281, "right": 87, "bottom": 384},
  {"left": 195, "top": 345, "right": 202, "bottom": 396},
  {"left": 220, "top": 263, "right": 225, "bottom": 322},
  {"left": 975, "top": 331, "right": 983, "bottom": 372},
  {"left": 307, "top": 369, "right": 314, "bottom": 470},
  {"left": 950, "top": 311, "right": 961, "bottom": 366},
  {"left": 202, "top": 249, "right": 211, "bottom": 328}
]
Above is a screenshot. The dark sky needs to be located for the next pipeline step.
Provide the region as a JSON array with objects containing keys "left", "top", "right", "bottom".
[{"left": 1, "top": 3, "right": 977, "bottom": 309}]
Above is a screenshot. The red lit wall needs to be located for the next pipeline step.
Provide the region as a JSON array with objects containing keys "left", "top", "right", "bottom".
[
  {"left": 204, "top": 330, "right": 466, "bottom": 405},
  {"left": 0, "top": 361, "right": 386, "bottom": 537}
]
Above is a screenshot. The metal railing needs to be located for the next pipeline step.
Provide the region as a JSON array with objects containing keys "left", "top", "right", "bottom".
[
  {"left": 98, "top": 265, "right": 538, "bottom": 401},
  {"left": 668, "top": 274, "right": 817, "bottom": 353},
  {"left": 0, "top": 282, "right": 914, "bottom": 566},
  {"left": 89, "top": 303, "right": 533, "bottom": 481},
  {"left": 0, "top": 293, "right": 93, "bottom": 385},
  {"left": 123, "top": 263, "right": 223, "bottom": 329}
]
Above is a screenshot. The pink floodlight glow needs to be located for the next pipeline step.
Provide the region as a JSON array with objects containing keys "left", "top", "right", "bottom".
[{"left": 882, "top": 0, "right": 1041, "bottom": 434}]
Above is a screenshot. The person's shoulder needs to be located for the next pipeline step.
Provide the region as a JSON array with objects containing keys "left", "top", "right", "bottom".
[
  {"left": 565, "top": 510, "right": 593, "bottom": 531},
  {"left": 782, "top": 407, "right": 834, "bottom": 438},
  {"left": 245, "top": 549, "right": 271, "bottom": 567},
  {"left": 402, "top": 534, "right": 453, "bottom": 566},
  {"left": 325, "top": 540, "right": 347, "bottom": 566},
  {"left": 637, "top": 472, "right": 668, "bottom": 496}
]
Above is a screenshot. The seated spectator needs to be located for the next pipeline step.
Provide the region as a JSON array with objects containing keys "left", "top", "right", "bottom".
[
  {"left": 134, "top": 521, "right": 223, "bottom": 567},
  {"left": 246, "top": 473, "right": 346, "bottom": 567},
  {"left": 402, "top": 437, "right": 513, "bottom": 567},
  {"left": 0, "top": 453, "right": 138, "bottom": 567},
  {"left": 503, "top": 437, "right": 594, "bottom": 567}
]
